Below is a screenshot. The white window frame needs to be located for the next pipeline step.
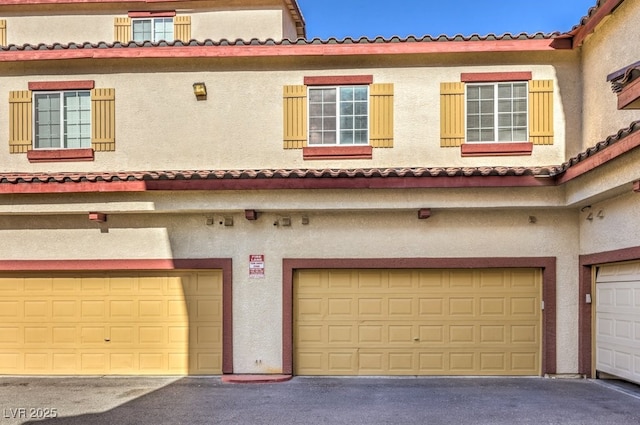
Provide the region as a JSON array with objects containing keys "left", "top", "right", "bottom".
[
  {"left": 132, "top": 17, "right": 174, "bottom": 42},
  {"left": 465, "top": 81, "right": 529, "bottom": 143},
  {"left": 33, "top": 90, "right": 92, "bottom": 150},
  {"left": 307, "top": 85, "right": 369, "bottom": 146}
]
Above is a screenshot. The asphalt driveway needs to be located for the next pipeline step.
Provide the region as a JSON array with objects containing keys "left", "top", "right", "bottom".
[{"left": 1, "top": 376, "right": 640, "bottom": 425}]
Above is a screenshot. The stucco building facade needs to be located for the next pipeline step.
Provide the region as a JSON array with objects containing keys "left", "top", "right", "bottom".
[{"left": 0, "top": 0, "right": 638, "bottom": 382}]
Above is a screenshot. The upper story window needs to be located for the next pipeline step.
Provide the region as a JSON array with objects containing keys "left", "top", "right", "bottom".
[
  {"left": 308, "top": 86, "right": 369, "bottom": 146},
  {"left": 283, "top": 76, "right": 394, "bottom": 160},
  {"left": 440, "top": 72, "right": 554, "bottom": 156},
  {"left": 466, "top": 82, "right": 528, "bottom": 143},
  {"left": 9, "top": 81, "right": 116, "bottom": 162},
  {"left": 34, "top": 91, "right": 91, "bottom": 149},
  {"left": 132, "top": 17, "right": 174, "bottom": 42},
  {"left": 115, "top": 12, "right": 189, "bottom": 44}
]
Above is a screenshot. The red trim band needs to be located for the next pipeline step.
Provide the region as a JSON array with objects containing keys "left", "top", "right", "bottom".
[
  {"left": 304, "top": 75, "right": 373, "bottom": 86},
  {"left": 28, "top": 80, "right": 95, "bottom": 91},
  {"left": 128, "top": 11, "right": 176, "bottom": 18},
  {"left": 617, "top": 77, "right": 640, "bottom": 110},
  {"left": 27, "top": 148, "right": 95, "bottom": 163},
  {"left": 461, "top": 72, "right": 533, "bottom": 82},
  {"left": 303, "top": 145, "right": 373, "bottom": 160},
  {"left": 461, "top": 142, "right": 533, "bottom": 157}
]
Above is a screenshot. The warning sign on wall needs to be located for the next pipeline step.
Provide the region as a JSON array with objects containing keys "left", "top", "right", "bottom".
[{"left": 249, "top": 254, "right": 265, "bottom": 279}]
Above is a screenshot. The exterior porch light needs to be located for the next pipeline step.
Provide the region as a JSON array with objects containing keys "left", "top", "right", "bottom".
[{"left": 193, "top": 82, "right": 207, "bottom": 100}]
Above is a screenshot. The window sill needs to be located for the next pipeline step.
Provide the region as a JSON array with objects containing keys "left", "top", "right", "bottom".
[
  {"left": 27, "top": 148, "right": 95, "bottom": 163},
  {"left": 461, "top": 143, "right": 533, "bottom": 157},
  {"left": 303, "top": 145, "right": 373, "bottom": 160}
]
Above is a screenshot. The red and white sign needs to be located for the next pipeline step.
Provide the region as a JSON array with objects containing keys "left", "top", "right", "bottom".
[{"left": 249, "top": 254, "right": 265, "bottom": 279}]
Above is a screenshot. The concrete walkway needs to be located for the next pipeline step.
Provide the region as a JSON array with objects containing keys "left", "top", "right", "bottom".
[{"left": 1, "top": 376, "right": 639, "bottom": 425}]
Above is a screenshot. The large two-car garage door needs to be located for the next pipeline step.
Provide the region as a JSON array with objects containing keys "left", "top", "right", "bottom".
[
  {"left": 0, "top": 271, "right": 222, "bottom": 375},
  {"left": 595, "top": 262, "right": 640, "bottom": 385},
  {"left": 294, "top": 268, "right": 541, "bottom": 376}
]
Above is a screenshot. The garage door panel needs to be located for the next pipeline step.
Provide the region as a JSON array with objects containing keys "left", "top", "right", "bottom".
[
  {"left": 596, "top": 262, "right": 640, "bottom": 385},
  {"left": 0, "top": 271, "right": 222, "bottom": 375},
  {"left": 295, "top": 268, "right": 541, "bottom": 376}
]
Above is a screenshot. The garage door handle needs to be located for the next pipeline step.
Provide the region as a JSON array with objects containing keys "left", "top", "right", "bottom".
[
  {"left": 104, "top": 339, "right": 111, "bottom": 342},
  {"left": 413, "top": 337, "right": 419, "bottom": 341}
]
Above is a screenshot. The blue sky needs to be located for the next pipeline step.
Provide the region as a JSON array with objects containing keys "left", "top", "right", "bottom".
[{"left": 296, "top": 0, "right": 598, "bottom": 39}]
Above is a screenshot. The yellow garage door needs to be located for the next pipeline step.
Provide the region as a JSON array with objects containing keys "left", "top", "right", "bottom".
[
  {"left": 0, "top": 271, "right": 222, "bottom": 375},
  {"left": 295, "top": 269, "right": 541, "bottom": 376}
]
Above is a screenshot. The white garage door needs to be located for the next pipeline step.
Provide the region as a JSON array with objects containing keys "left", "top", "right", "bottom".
[{"left": 595, "top": 262, "right": 640, "bottom": 384}]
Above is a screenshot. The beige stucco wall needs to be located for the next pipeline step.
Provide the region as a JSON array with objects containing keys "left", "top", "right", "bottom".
[
  {"left": 3, "top": 7, "right": 289, "bottom": 45},
  {"left": 0, "top": 50, "right": 579, "bottom": 173},
  {"left": 580, "top": 0, "right": 640, "bottom": 153},
  {"left": 0, "top": 204, "right": 581, "bottom": 374}
]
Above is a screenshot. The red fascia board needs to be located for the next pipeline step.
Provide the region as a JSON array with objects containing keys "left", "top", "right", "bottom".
[
  {"left": 0, "top": 175, "right": 554, "bottom": 194},
  {"left": 129, "top": 11, "right": 176, "bottom": 18},
  {"left": 0, "top": 39, "right": 561, "bottom": 63},
  {"left": 461, "top": 72, "right": 532, "bottom": 82},
  {"left": 556, "top": 129, "right": 640, "bottom": 184},
  {"left": 617, "top": 77, "right": 640, "bottom": 110},
  {"left": 572, "top": 0, "right": 625, "bottom": 48},
  {"left": 304, "top": 75, "right": 373, "bottom": 86},
  {"left": 28, "top": 80, "right": 95, "bottom": 90}
]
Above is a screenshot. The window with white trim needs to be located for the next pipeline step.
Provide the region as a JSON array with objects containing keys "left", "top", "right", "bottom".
[
  {"left": 34, "top": 91, "right": 91, "bottom": 149},
  {"left": 466, "top": 82, "right": 528, "bottom": 143},
  {"left": 132, "top": 17, "right": 174, "bottom": 42},
  {"left": 308, "top": 85, "right": 369, "bottom": 145}
]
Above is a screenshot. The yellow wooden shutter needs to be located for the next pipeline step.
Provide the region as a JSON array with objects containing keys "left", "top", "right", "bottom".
[
  {"left": 114, "top": 17, "right": 131, "bottom": 43},
  {"left": 370, "top": 83, "right": 394, "bottom": 148},
  {"left": 92, "top": 88, "right": 116, "bottom": 151},
  {"left": 283, "top": 85, "right": 307, "bottom": 149},
  {"left": 440, "top": 82, "right": 465, "bottom": 147},
  {"left": 0, "top": 20, "right": 6, "bottom": 46},
  {"left": 9, "top": 90, "right": 32, "bottom": 154},
  {"left": 174, "top": 16, "right": 191, "bottom": 41},
  {"left": 529, "top": 80, "right": 554, "bottom": 145}
]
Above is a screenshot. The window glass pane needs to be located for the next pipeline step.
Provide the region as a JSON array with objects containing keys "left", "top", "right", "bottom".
[
  {"left": 340, "top": 130, "right": 354, "bottom": 144},
  {"left": 341, "top": 116, "right": 354, "bottom": 130},
  {"left": 467, "top": 129, "right": 480, "bottom": 142},
  {"left": 480, "top": 129, "right": 494, "bottom": 142},
  {"left": 34, "top": 93, "right": 61, "bottom": 149},
  {"left": 354, "top": 101, "right": 367, "bottom": 115},
  {"left": 513, "top": 129, "right": 527, "bottom": 141},
  {"left": 498, "top": 99, "right": 511, "bottom": 113},
  {"left": 467, "top": 101, "right": 479, "bottom": 114},
  {"left": 467, "top": 86, "right": 479, "bottom": 100},
  {"left": 513, "top": 99, "right": 527, "bottom": 112},
  {"left": 513, "top": 83, "right": 527, "bottom": 98},
  {"left": 467, "top": 115, "right": 479, "bottom": 129},
  {"left": 354, "top": 87, "right": 368, "bottom": 101},
  {"left": 480, "top": 114, "right": 494, "bottom": 128},
  {"left": 323, "top": 89, "right": 336, "bottom": 102},
  {"left": 354, "top": 130, "right": 368, "bottom": 144},
  {"left": 64, "top": 91, "right": 91, "bottom": 149},
  {"left": 479, "top": 85, "right": 494, "bottom": 98},
  {"left": 498, "top": 128, "right": 512, "bottom": 142},
  {"left": 480, "top": 100, "right": 494, "bottom": 113},
  {"left": 323, "top": 131, "right": 336, "bottom": 144},
  {"left": 323, "top": 117, "right": 336, "bottom": 131},
  {"left": 133, "top": 19, "right": 152, "bottom": 41},
  {"left": 355, "top": 116, "right": 368, "bottom": 130},
  {"left": 340, "top": 102, "right": 354, "bottom": 115},
  {"left": 498, "top": 84, "right": 512, "bottom": 98},
  {"left": 514, "top": 113, "right": 527, "bottom": 127},
  {"left": 340, "top": 87, "right": 354, "bottom": 101},
  {"left": 498, "top": 114, "right": 512, "bottom": 127}
]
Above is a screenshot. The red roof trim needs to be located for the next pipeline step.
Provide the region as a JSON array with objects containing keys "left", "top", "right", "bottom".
[
  {"left": 461, "top": 72, "right": 532, "bottom": 82},
  {"left": 28, "top": 80, "right": 95, "bottom": 90},
  {"left": 572, "top": 0, "right": 625, "bottom": 47},
  {"left": 617, "top": 77, "right": 640, "bottom": 110},
  {"left": 556, "top": 128, "right": 640, "bottom": 184},
  {"left": 0, "top": 39, "right": 560, "bottom": 63}
]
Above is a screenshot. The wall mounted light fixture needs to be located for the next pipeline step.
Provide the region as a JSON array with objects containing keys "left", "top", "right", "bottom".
[{"left": 193, "top": 82, "right": 207, "bottom": 100}]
